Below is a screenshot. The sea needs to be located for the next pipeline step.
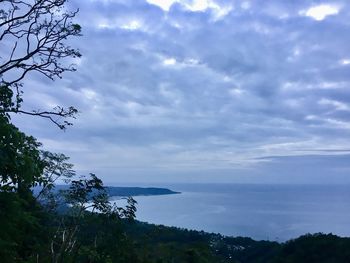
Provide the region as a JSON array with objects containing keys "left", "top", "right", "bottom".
[{"left": 112, "top": 184, "right": 350, "bottom": 242}]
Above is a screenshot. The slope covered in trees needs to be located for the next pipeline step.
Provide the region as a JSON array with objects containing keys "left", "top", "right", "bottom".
[{"left": 120, "top": 221, "right": 350, "bottom": 263}]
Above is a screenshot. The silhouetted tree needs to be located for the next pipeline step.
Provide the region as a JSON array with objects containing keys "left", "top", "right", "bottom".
[
  {"left": 35, "top": 151, "right": 75, "bottom": 201},
  {"left": 0, "top": 0, "right": 81, "bottom": 129}
]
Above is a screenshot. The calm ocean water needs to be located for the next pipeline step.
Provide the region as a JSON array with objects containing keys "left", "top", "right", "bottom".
[{"left": 114, "top": 184, "right": 350, "bottom": 241}]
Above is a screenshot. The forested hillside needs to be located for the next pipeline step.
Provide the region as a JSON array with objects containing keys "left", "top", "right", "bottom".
[{"left": 121, "top": 221, "right": 350, "bottom": 263}]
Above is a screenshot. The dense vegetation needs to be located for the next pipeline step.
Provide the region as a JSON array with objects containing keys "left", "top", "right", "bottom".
[{"left": 120, "top": 222, "right": 350, "bottom": 263}]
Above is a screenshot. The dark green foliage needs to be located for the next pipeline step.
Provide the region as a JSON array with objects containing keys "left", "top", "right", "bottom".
[
  {"left": 0, "top": 116, "right": 138, "bottom": 262},
  {"left": 45, "top": 174, "right": 138, "bottom": 263},
  {"left": 0, "top": 84, "right": 17, "bottom": 117},
  {"left": 121, "top": 222, "right": 217, "bottom": 263},
  {"left": 0, "top": 115, "right": 45, "bottom": 195},
  {"left": 119, "top": 222, "right": 350, "bottom": 263},
  {"left": 213, "top": 236, "right": 280, "bottom": 263},
  {"left": 72, "top": 213, "right": 139, "bottom": 263},
  {"left": 271, "top": 233, "right": 350, "bottom": 263},
  {"left": 0, "top": 191, "right": 49, "bottom": 262}
]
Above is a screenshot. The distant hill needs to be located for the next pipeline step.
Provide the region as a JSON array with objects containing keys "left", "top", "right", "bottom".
[
  {"left": 33, "top": 185, "right": 180, "bottom": 197},
  {"left": 106, "top": 186, "right": 180, "bottom": 197}
]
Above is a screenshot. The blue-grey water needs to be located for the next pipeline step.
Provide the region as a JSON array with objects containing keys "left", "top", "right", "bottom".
[{"left": 115, "top": 184, "right": 350, "bottom": 241}]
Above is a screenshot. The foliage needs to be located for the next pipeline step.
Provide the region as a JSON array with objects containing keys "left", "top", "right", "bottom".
[
  {"left": 0, "top": 188, "right": 51, "bottom": 262},
  {"left": 35, "top": 151, "right": 75, "bottom": 211},
  {"left": 271, "top": 233, "right": 350, "bottom": 263},
  {"left": 37, "top": 172, "right": 138, "bottom": 262},
  {"left": 0, "top": 115, "right": 138, "bottom": 262},
  {"left": 120, "top": 222, "right": 350, "bottom": 263},
  {"left": 0, "top": 115, "right": 45, "bottom": 195}
]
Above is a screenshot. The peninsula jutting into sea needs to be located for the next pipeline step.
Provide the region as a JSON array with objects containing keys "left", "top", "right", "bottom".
[{"left": 106, "top": 186, "right": 180, "bottom": 197}]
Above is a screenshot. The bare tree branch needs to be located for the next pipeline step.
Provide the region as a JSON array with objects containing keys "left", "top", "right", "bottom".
[
  {"left": 0, "top": 0, "right": 81, "bottom": 129},
  {"left": 7, "top": 105, "right": 78, "bottom": 130}
]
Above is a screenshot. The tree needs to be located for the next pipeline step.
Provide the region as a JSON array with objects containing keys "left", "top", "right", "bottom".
[
  {"left": 0, "top": 115, "right": 45, "bottom": 196},
  {"left": 50, "top": 173, "right": 137, "bottom": 263},
  {"left": 0, "top": 0, "right": 81, "bottom": 129},
  {"left": 0, "top": 3, "right": 140, "bottom": 262},
  {"left": 35, "top": 151, "right": 75, "bottom": 201}
]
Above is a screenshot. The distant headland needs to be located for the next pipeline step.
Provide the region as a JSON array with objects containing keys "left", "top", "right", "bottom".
[
  {"left": 106, "top": 186, "right": 180, "bottom": 197},
  {"left": 33, "top": 185, "right": 180, "bottom": 197}
]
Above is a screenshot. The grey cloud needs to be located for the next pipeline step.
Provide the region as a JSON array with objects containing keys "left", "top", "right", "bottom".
[{"left": 11, "top": 0, "right": 350, "bottom": 183}]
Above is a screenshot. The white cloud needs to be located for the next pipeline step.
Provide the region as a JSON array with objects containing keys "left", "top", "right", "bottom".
[
  {"left": 183, "top": 0, "right": 233, "bottom": 20},
  {"left": 324, "top": 118, "right": 350, "bottom": 130},
  {"left": 340, "top": 59, "right": 350, "bottom": 65},
  {"left": 305, "top": 115, "right": 317, "bottom": 121},
  {"left": 318, "top": 98, "right": 350, "bottom": 111},
  {"left": 258, "top": 140, "right": 319, "bottom": 155},
  {"left": 97, "top": 22, "right": 111, "bottom": 29},
  {"left": 120, "top": 20, "right": 143, "bottom": 30},
  {"left": 281, "top": 81, "right": 348, "bottom": 92},
  {"left": 184, "top": 58, "right": 200, "bottom": 65},
  {"left": 147, "top": 0, "right": 232, "bottom": 20},
  {"left": 96, "top": 17, "right": 146, "bottom": 31},
  {"left": 163, "top": 58, "right": 177, "bottom": 66},
  {"left": 301, "top": 4, "right": 340, "bottom": 21},
  {"left": 229, "top": 88, "right": 245, "bottom": 97},
  {"left": 146, "top": 0, "right": 177, "bottom": 11},
  {"left": 184, "top": 0, "right": 209, "bottom": 11},
  {"left": 162, "top": 57, "right": 202, "bottom": 68},
  {"left": 81, "top": 88, "right": 98, "bottom": 100}
]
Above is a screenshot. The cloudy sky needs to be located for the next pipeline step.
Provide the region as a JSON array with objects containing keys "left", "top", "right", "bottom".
[{"left": 11, "top": 0, "right": 350, "bottom": 184}]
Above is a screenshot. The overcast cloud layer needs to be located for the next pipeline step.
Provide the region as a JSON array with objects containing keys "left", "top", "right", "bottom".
[{"left": 12, "top": 0, "right": 350, "bottom": 184}]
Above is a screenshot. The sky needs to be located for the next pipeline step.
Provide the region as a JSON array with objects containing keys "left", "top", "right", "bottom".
[{"left": 9, "top": 0, "right": 350, "bottom": 184}]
